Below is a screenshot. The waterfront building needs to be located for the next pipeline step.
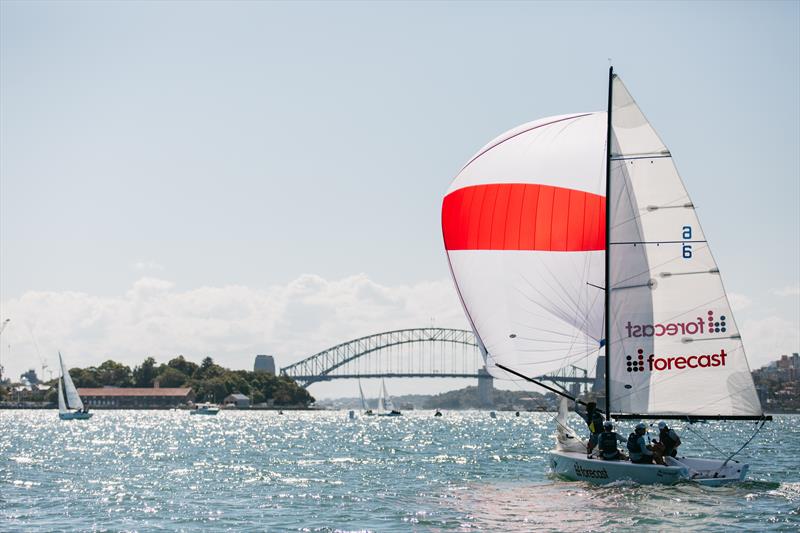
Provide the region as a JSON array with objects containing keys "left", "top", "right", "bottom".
[
  {"left": 223, "top": 393, "right": 251, "bottom": 409},
  {"left": 78, "top": 385, "right": 194, "bottom": 408},
  {"left": 254, "top": 355, "right": 275, "bottom": 374}
]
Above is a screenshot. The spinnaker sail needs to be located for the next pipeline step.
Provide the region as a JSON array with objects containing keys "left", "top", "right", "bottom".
[
  {"left": 442, "top": 113, "right": 608, "bottom": 380},
  {"left": 555, "top": 398, "right": 587, "bottom": 453}
]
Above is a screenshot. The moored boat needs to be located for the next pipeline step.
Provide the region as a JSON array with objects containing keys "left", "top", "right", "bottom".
[{"left": 190, "top": 402, "right": 220, "bottom": 415}]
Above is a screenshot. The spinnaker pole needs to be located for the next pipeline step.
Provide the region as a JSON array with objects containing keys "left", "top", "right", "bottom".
[
  {"left": 604, "top": 66, "right": 613, "bottom": 419},
  {"left": 496, "top": 363, "right": 602, "bottom": 411}
]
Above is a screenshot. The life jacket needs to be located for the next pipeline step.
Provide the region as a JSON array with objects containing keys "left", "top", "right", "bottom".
[
  {"left": 627, "top": 432, "right": 642, "bottom": 454},
  {"left": 660, "top": 428, "right": 678, "bottom": 449},
  {"left": 599, "top": 431, "right": 619, "bottom": 454},
  {"left": 587, "top": 410, "right": 604, "bottom": 434}
]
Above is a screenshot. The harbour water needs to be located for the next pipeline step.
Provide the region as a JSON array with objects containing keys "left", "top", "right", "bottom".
[{"left": 2, "top": 410, "right": 798, "bottom": 531}]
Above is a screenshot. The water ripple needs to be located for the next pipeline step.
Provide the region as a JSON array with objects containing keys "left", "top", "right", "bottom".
[{"left": 1, "top": 410, "right": 798, "bottom": 531}]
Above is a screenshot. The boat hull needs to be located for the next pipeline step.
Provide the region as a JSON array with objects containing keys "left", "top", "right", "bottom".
[
  {"left": 190, "top": 409, "right": 220, "bottom": 415},
  {"left": 549, "top": 450, "right": 747, "bottom": 486},
  {"left": 59, "top": 412, "right": 93, "bottom": 420}
]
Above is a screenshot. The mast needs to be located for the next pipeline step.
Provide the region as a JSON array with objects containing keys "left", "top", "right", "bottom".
[{"left": 604, "top": 66, "right": 613, "bottom": 418}]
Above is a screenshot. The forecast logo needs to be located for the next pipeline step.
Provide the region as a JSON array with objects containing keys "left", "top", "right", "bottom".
[
  {"left": 625, "top": 310, "right": 727, "bottom": 338},
  {"left": 626, "top": 348, "right": 728, "bottom": 373}
]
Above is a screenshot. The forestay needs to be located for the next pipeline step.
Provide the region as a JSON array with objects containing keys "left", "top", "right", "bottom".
[{"left": 607, "top": 75, "right": 762, "bottom": 417}]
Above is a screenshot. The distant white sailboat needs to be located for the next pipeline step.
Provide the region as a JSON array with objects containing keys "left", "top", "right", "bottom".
[
  {"left": 58, "top": 352, "right": 92, "bottom": 421},
  {"left": 377, "top": 379, "right": 401, "bottom": 417},
  {"left": 359, "top": 380, "right": 374, "bottom": 416}
]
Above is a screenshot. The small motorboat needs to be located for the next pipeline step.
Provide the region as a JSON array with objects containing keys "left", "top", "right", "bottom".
[{"left": 190, "top": 402, "right": 220, "bottom": 415}]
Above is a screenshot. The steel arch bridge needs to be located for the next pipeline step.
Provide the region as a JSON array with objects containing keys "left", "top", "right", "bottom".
[{"left": 280, "top": 327, "right": 595, "bottom": 390}]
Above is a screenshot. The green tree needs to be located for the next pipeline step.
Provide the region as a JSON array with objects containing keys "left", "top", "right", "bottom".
[
  {"left": 133, "top": 357, "right": 157, "bottom": 387},
  {"left": 69, "top": 367, "right": 99, "bottom": 388},
  {"left": 194, "top": 357, "right": 224, "bottom": 380},
  {"left": 252, "top": 390, "right": 265, "bottom": 404},
  {"left": 168, "top": 355, "right": 198, "bottom": 377},
  {"left": 95, "top": 360, "right": 133, "bottom": 387},
  {"left": 157, "top": 366, "right": 189, "bottom": 388}
]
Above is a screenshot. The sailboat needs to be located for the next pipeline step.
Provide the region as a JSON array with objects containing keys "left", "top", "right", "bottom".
[
  {"left": 441, "top": 67, "right": 769, "bottom": 485},
  {"left": 376, "top": 379, "right": 401, "bottom": 417},
  {"left": 58, "top": 352, "right": 92, "bottom": 420},
  {"left": 359, "top": 380, "right": 374, "bottom": 416}
]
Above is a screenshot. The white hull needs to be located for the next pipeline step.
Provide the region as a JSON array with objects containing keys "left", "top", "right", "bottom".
[
  {"left": 549, "top": 450, "right": 748, "bottom": 486},
  {"left": 190, "top": 404, "right": 220, "bottom": 415}
]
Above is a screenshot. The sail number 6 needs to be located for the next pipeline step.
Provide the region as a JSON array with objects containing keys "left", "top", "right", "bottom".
[{"left": 682, "top": 226, "right": 693, "bottom": 259}]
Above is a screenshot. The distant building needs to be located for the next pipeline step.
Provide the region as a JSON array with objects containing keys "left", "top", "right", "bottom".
[
  {"left": 478, "top": 366, "right": 494, "bottom": 407},
  {"left": 223, "top": 393, "right": 251, "bottom": 409},
  {"left": 78, "top": 386, "right": 194, "bottom": 409},
  {"left": 20, "top": 369, "right": 40, "bottom": 385},
  {"left": 254, "top": 355, "right": 275, "bottom": 374}
]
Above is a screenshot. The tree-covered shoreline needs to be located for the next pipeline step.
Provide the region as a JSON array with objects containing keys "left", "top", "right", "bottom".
[{"left": 58, "top": 356, "right": 314, "bottom": 406}]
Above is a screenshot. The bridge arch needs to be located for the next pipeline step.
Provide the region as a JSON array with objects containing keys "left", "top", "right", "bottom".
[{"left": 280, "top": 328, "right": 483, "bottom": 387}]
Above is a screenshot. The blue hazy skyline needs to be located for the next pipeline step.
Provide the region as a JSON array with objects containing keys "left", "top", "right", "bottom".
[{"left": 1, "top": 1, "right": 797, "bottom": 397}]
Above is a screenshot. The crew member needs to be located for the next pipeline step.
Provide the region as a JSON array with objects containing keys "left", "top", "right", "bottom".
[
  {"left": 576, "top": 401, "right": 604, "bottom": 455},
  {"left": 598, "top": 420, "right": 626, "bottom": 461},
  {"left": 627, "top": 422, "right": 655, "bottom": 464},
  {"left": 656, "top": 421, "right": 682, "bottom": 458}
]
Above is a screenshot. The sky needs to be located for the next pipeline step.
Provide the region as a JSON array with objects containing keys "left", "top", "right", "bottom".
[{"left": 1, "top": 1, "right": 798, "bottom": 400}]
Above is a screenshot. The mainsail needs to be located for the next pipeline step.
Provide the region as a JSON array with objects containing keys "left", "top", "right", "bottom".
[
  {"left": 57, "top": 378, "right": 67, "bottom": 414},
  {"left": 358, "top": 381, "right": 369, "bottom": 411},
  {"left": 379, "top": 379, "right": 395, "bottom": 411},
  {"left": 377, "top": 380, "right": 386, "bottom": 412},
  {"left": 607, "top": 75, "right": 762, "bottom": 417},
  {"left": 59, "top": 352, "right": 84, "bottom": 411}
]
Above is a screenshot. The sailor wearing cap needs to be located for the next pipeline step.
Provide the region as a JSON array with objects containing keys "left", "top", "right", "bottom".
[
  {"left": 597, "top": 420, "right": 627, "bottom": 461},
  {"left": 627, "top": 422, "right": 655, "bottom": 464},
  {"left": 656, "top": 421, "right": 682, "bottom": 458}
]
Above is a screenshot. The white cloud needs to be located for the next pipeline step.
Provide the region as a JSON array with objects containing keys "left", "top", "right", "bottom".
[
  {"left": 133, "top": 260, "right": 164, "bottom": 271},
  {"left": 0, "top": 274, "right": 467, "bottom": 381},
  {"left": 727, "top": 292, "right": 752, "bottom": 311},
  {"left": 771, "top": 284, "right": 800, "bottom": 297},
  {"left": 740, "top": 315, "right": 800, "bottom": 369}
]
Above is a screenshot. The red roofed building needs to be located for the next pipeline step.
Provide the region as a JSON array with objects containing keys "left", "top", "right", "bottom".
[{"left": 78, "top": 385, "right": 194, "bottom": 409}]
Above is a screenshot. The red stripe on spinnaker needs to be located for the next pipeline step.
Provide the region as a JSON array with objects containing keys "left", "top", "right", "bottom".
[{"left": 442, "top": 183, "right": 606, "bottom": 251}]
